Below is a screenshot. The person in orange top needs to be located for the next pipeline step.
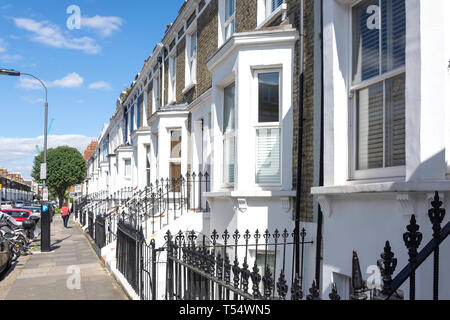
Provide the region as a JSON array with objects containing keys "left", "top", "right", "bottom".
[{"left": 61, "top": 203, "right": 70, "bottom": 228}]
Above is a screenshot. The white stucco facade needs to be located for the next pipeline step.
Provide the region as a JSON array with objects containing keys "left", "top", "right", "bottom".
[{"left": 312, "top": 0, "right": 450, "bottom": 300}]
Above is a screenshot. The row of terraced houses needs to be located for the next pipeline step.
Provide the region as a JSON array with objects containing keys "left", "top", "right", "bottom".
[
  {"left": 0, "top": 168, "right": 34, "bottom": 202},
  {"left": 79, "top": 0, "right": 450, "bottom": 300}
]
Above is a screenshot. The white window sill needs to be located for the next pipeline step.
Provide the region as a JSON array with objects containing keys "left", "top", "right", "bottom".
[
  {"left": 311, "top": 180, "right": 450, "bottom": 196},
  {"left": 204, "top": 190, "right": 296, "bottom": 198},
  {"left": 256, "top": 3, "right": 287, "bottom": 30},
  {"left": 182, "top": 82, "right": 196, "bottom": 95},
  {"left": 351, "top": 166, "right": 406, "bottom": 181}
]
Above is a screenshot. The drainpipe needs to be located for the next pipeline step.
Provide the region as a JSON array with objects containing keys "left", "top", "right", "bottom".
[
  {"left": 314, "top": 0, "right": 325, "bottom": 289},
  {"left": 294, "top": 0, "right": 305, "bottom": 277}
]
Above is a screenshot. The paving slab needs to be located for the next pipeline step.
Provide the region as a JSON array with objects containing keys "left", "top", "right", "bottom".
[{"left": 4, "top": 215, "right": 128, "bottom": 300}]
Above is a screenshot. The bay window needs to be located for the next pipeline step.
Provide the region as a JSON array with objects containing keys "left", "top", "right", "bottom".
[
  {"left": 223, "top": 83, "right": 236, "bottom": 186},
  {"left": 352, "top": 0, "right": 405, "bottom": 176},
  {"left": 255, "top": 71, "right": 281, "bottom": 185}
]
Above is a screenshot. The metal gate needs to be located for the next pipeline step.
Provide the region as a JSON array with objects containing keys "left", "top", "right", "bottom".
[
  {"left": 95, "top": 215, "right": 106, "bottom": 248},
  {"left": 116, "top": 220, "right": 143, "bottom": 295},
  {"left": 88, "top": 211, "right": 94, "bottom": 238}
]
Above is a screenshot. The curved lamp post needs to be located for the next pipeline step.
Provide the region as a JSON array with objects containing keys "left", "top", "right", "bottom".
[
  {"left": 0, "top": 69, "right": 48, "bottom": 190},
  {"left": 1, "top": 68, "right": 51, "bottom": 251}
]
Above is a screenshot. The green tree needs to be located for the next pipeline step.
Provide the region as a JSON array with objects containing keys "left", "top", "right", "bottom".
[{"left": 32, "top": 146, "right": 86, "bottom": 207}]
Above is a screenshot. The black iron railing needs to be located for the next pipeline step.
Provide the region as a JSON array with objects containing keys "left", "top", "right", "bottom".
[
  {"left": 95, "top": 215, "right": 106, "bottom": 249},
  {"left": 116, "top": 220, "right": 143, "bottom": 294},
  {"left": 165, "top": 228, "right": 313, "bottom": 301},
  {"left": 88, "top": 211, "right": 94, "bottom": 238},
  {"left": 348, "top": 191, "right": 448, "bottom": 301},
  {"left": 75, "top": 172, "right": 210, "bottom": 246}
]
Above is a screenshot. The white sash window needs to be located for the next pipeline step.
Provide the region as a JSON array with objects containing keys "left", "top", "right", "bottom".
[
  {"left": 224, "top": 0, "right": 235, "bottom": 41},
  {"left": 186, "top": 31, "right": 197, "bottom": 87},
  {"left": 223, "top": 83, "right": 236, "bottom": 186},
  {"left": 351, "top": 0, "right": 406, "bottom": 178},
  {"left": 255, "top": 71, "right": 281, "bottom": 185},
  {"left": 168, "top": 54, "right": 176, "bottom": 103}
]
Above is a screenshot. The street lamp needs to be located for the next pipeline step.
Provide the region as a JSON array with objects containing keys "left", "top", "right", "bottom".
[
  {"left": 0, "top": 69, "right": 49, "bottom": 190},
  {"left": 1, "top": 68, "right": 51, "bottom": 251}
]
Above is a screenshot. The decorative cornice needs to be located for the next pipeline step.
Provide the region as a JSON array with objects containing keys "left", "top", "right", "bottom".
[{"left": 207, "top": 28, "right": 299, "bottom": 71}]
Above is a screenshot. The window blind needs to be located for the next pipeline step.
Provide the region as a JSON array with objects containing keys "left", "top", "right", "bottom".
[
  {"left": 385, "top": 74, "right": 405, "bottom": 167},
  {"left": 272, "top": 0, "right": 283, "bottom": 12},
  {"left": 357, "top": 75, "right": 405, "bottom": 170},
  {"left": 226, "top": 0, "right": 235, "bottom": 20},
  {"left": 223, "top": 137, "right": 235, "bottom": 184},
  {"left": 352, "top": 0, "right": 405, "bottom": 84},
  {"left": 357, "top": 83, "right": 384, "bottom": 170},
  {"left": 256, "top": 128, "right": 281, "bottom": 184}
]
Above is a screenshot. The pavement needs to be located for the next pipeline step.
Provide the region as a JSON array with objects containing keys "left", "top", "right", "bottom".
[{"left": 0, "top": 214, "right": 128, "bottom": 300}]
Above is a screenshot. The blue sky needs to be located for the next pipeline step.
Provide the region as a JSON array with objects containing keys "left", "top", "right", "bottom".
[{"left": 0, "top": 0, "right": 184, "bottom": 179}]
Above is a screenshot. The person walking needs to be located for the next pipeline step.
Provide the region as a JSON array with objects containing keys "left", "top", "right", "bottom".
[{"left": 61, "top": 203, "right": 70, "bottom": 228}]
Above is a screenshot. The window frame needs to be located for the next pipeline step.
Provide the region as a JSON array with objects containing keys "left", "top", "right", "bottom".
[
  {"left": 153, "top": 72, "right": 160, "bottom": 111},
  {"left": 257, "top": 0, "right": 285, "bottom": 28},
  {"left": 185, "top": 25, "right": 197, "bottom": 89},
  {"left": 168, "top": 52, "right": 177, "bottom": 104},
  {"left": 222, "top": 81, "right": 236, "bottom": 188},
  {"left": 348, "top": 0, "right": 406, "bottom": 181},
  {"left": 253, "top": 68, "right": 283, "bottom": 187},
  {"left": 124, "top": 158, "right": 132, "bottom": 179},
  {"left": 224, "top": 0, "right": 235, "bottom": 41},
  {"left": 145, "top": 144, "right": 151, "bottom": 187},
  {"left": 168, "top": 128, "right": 182, "bottom": 192},
  {"left": 265, "top": 0, "right": 283, "bottom": 18}
]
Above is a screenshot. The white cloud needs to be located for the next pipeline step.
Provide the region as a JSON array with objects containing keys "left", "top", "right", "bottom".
[
  {"left": 14, "top": 18, "right": 101, "bottom": 54},
  {"left": 51, "top": 72, "right": 84, "bottom": 88},
  {"left": 0, "top": 134, "right": 95, "bottom": 180},
  {"left": 18, "top": 72, "right": 84, "bottom": 90},
  {"left": 81, "top": 15, "right": 124, "bottom": 37},
  {"left": 89, "top": 81, "right": 112, "bottom": 90}
]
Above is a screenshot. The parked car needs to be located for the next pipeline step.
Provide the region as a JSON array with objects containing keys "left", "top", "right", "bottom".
[
  {"left": 23, "top": 206, "right": 41, "bottom": 216},
  {"left": 0, "top": 202, "right": 13, "bottom": 210},
  {"left": 14, "top": 201, "right": 25, "bottom": 209},
  {"left": 1, "top": 209, "right": 31, "bottom": 223}
]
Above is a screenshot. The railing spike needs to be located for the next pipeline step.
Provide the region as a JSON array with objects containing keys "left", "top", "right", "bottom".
[{"left": 351, "top": 251, "right": 368, "bottom": 300}]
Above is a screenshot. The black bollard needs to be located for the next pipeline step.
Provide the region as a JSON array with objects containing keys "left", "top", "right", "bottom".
[{"left": 41, "top": 202, "right": 52, "bottom": 252}]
